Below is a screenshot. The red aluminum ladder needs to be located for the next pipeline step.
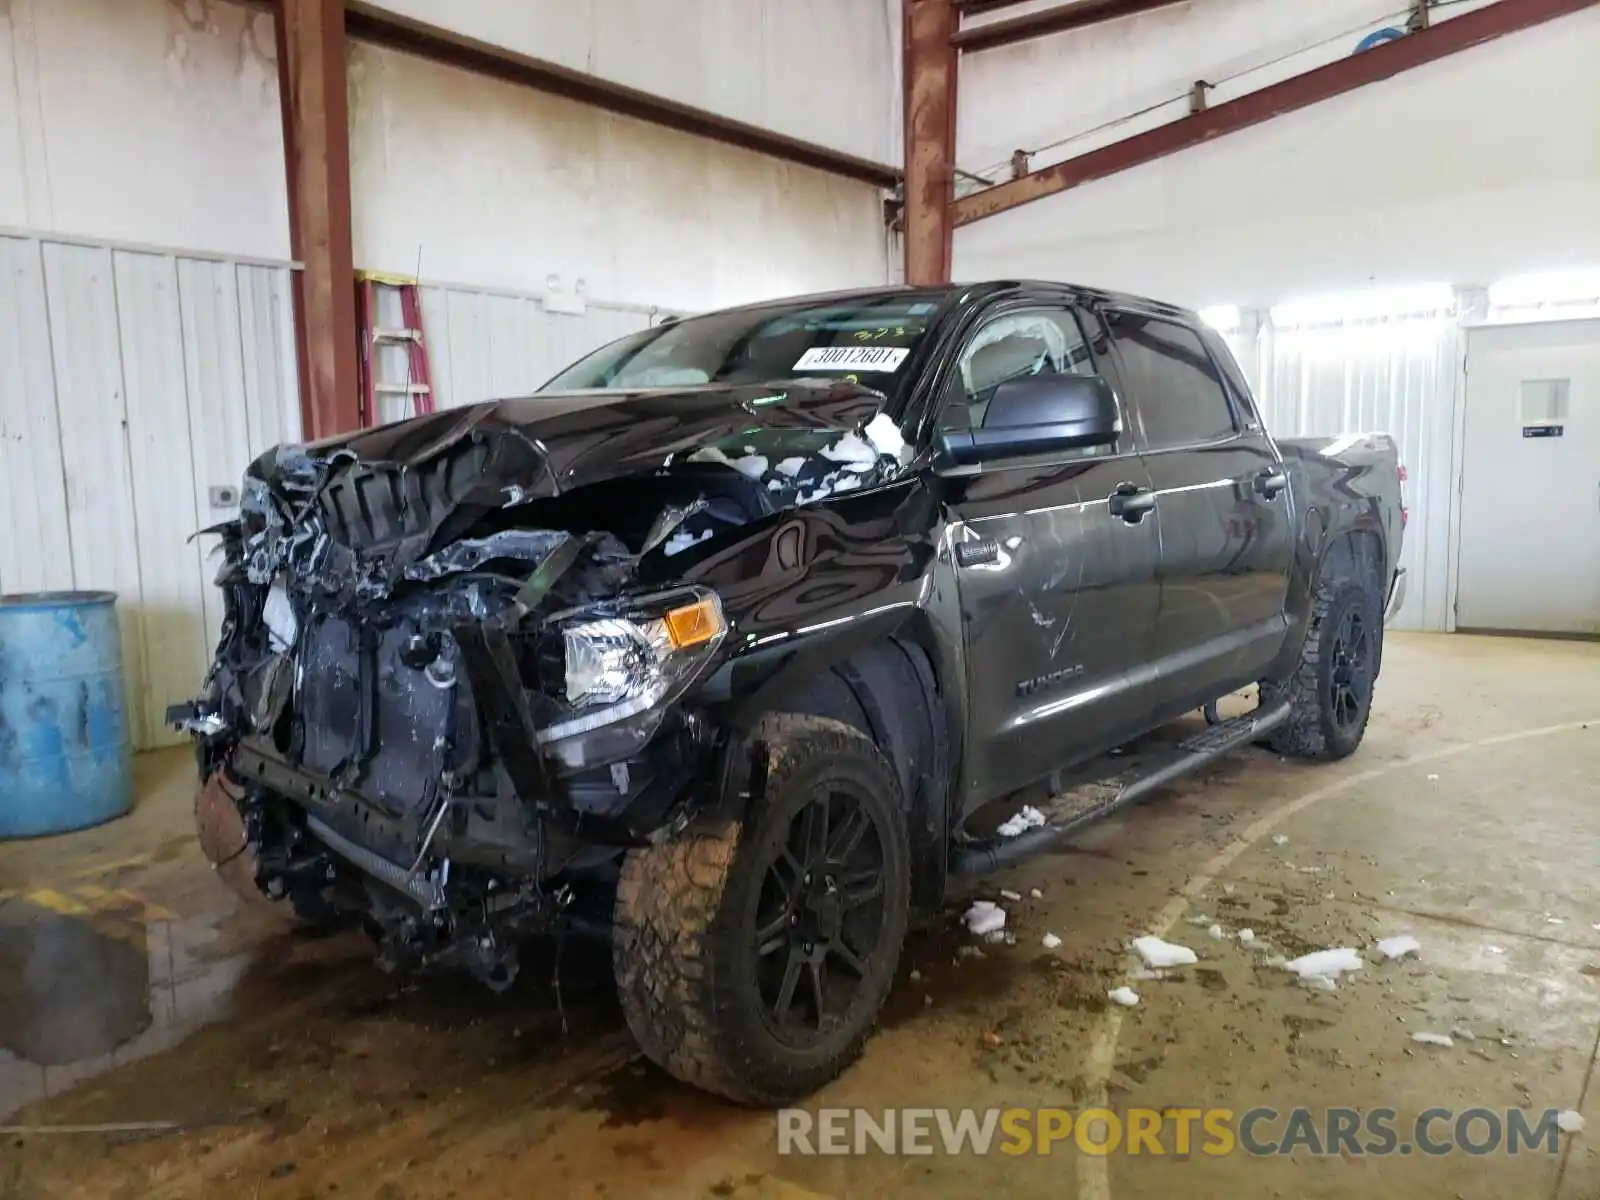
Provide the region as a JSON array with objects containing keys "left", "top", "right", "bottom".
[{"left": 356, "top": 272, "right": 436, "bottom": 427}]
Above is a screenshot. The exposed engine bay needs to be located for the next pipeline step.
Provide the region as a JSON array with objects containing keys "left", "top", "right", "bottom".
[{"left": 171, "top": 382, "right": 912, "bottom": 988}]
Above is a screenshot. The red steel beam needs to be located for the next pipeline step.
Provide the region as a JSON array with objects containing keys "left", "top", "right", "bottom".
[
  {"left": 953, "top": 0, "right": 1600, "bottom": 226},
  {"left": 904, "top": 0, "right": 960, "bottom": 284},
  {"left": 276, "top": 0, "right": 361, "bottom": 438},
  {"left": 954, "top": 0, "right": 1186, "bottom": 53},
  {"left": 957, "top": 0, "right": 1045, "bottom": 15}
]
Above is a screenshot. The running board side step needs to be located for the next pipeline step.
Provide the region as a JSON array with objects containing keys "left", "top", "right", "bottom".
[{"left": 950, "top": 700, "right": 1292, "bottom": 877}]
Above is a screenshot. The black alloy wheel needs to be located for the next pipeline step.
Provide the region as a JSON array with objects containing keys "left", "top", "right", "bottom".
[
  {"left": 1327, "top": 603, "right": 1375, "bottom": 736},
  {"left": 752, "top": 786, "right": 889, "bottom": 1045}
]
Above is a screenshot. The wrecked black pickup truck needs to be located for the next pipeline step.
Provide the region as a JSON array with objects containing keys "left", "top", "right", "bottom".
[{"left": 174, "top": 281, "right": 1405, "bottom": 1103}]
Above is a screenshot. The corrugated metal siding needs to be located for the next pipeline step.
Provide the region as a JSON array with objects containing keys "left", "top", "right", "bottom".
[
  {"left": 411, "top": 284, "right": 659, "bottom": 417},
  {"left": 0, "top": 232, "right": 300, "bottom": 749},
  {"left": 1252, "top": 314, "right": 1460, "bottom": 631}
]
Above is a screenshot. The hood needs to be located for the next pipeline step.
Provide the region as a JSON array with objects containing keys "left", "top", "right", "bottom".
[
  {"left": 236, "top": 379, "right": 907, "bottom": 605},
  {"left": 267, "top": 379, "right": 892, "bottom": 500}
]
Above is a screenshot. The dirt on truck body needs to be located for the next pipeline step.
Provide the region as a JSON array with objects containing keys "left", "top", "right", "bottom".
[{"left": 174, "top": 282, "right": 1405, "bottom": 1103}]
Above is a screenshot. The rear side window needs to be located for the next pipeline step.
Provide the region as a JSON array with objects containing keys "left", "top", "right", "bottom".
[{"left": 1107, "top": 312, "right": 1237, "bottom": 450}]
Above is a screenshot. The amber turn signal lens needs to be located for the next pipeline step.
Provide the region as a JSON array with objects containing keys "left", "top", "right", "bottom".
[{"left": 662, "top": 596, "right": 725, "bottom": 649}]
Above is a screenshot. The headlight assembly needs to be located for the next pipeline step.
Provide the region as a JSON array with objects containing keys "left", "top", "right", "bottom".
[{"left": 537, "top": 589, "right": 726, "bottom": 771}]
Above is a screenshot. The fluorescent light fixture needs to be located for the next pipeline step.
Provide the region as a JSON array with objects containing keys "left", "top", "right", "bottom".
[
  {"left": 1271, "top": 283, "right": 1453, "bottom": 328},
  {"left": 1488, "top": 268, "right": 1600, "bottom": 309},
  {"left": 1199, "top": 305, "right": 1241, "bottom": 333}
]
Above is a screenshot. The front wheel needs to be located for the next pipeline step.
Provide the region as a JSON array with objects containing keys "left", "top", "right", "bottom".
[
  {"left": 613, "top": 714, "right": 910, "bottom": 1104},
  {"left": 1261, "top": 580, "right": 1382, "bottom": 761}
]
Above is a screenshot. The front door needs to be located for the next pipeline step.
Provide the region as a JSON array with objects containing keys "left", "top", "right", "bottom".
[
  {"left": 1457, "top": 320, "right": 1600, "bottom": 634},
  {"left": 935, "top": 304, "right": 1162, "bottom": 812},
  {"left": 1103, "top": 309, "right": 1295, "bottom": 712}
]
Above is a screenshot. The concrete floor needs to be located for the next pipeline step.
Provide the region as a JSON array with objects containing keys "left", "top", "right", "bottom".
[{"left": 2, "top": 633, "right": 1598, "bottom": 1200}]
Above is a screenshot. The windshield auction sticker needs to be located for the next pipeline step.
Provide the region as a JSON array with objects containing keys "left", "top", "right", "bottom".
[{"left": 793, "top": 346, "right": 910, "bottom": 372}]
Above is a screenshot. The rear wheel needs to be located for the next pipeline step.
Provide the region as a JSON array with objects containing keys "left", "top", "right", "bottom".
[
  {"left": 1262, "top": 579, "right": 1381, "bottom": 761},
  {"left": 613, "top": 714, "right": 910, "bottom": 1104}
]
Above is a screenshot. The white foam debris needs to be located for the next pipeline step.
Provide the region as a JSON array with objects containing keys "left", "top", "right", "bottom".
[
  {"left": 662, "top": 528, "right": 714, "bottom": 556},
  {"left": 687, "top": 445, "right": 734, "bottom": 466},
  {"left": 1411, "top": 1031, "right": 1454, "bottom": 1048},
  {"left": 820, "top": 430, "right": 879, "bottom": 470},
  {"left": 908, "top": 969, "right": 922, "bottom": 982},
  {"left": 1558, "top": 1111, "right": 1586, "bottom": 1134},
  {"left": 1451, "top": 1027, "right": 1476, "bottom": 1042},
  {"left": 1185, "top": 915, "right": 1214, "bottom": 928},
  {"left": 1271, "top": 834, "right": 1289, "bottom": 846},
  {"left": 1238, "top": 929, "right": 1256, "bottom": 945},
  {"left": 730, "top": 454, "right": 769, "bottom": 479},
  {"left": 1131, "top": 936, "right": 1198, "bottom": 969},
  {"left": 1132, "top": 967, "right": 1169, "bottom": 981},
  {"left": 996, "top": 806, "right": 1047, "bottom": 838},
  {"left": 999, "top": 889, "right": 1023, "bottom": 902},
  {"left": 863, "top": 412, "right": 910, "bottom": 463},
  {"left": 1108, "top": 987, "right": 1140, "bottom": 1008},
  {"left": 1283, "top": 948, "right": 1364, "bottom": 982},
  {"left": 1030, "top": 888, "right": 1043, "bottom": 900},
  {"left": 1042, "top": 933, "right": 1062, "bottom": 950},
  {"left": 1208, "top": 924, "right": 1226, "bottom": 940},
  {"left": 1547, "top": 917, "right": 1566, "bottom": 925},
  {"left": 963, "top": 900, "right": 1006, "bottom": 937},
  {"left": 1427, "top": 774, "right": 1440, "bottom": 781},
  {"left": 1487, "top": 945, "right": 1506, "bottom": 955},
  {"left": 1377, "top": 935, "right": 1421, "bottom": 961},
  {"left": 774, "top": 456, "right": 807, "bottom": 477},
  {"left": 1302, "top": 975, "right": 1339, "bottom": 993}
]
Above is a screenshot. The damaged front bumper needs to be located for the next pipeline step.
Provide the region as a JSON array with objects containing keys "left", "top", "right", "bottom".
[{"left": 171, "top": 388, "right": 912, "bottom": 981}]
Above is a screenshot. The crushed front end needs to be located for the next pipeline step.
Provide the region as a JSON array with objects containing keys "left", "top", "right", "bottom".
[
  {"left": 170, "top": 388, "right": 912, "bottom": 989},
  {"left": 172, "top": 434, "right": 733, "bottom": 988}
]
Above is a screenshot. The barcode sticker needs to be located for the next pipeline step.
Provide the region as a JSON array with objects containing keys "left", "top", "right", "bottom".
[{"left": 793, "top": 346, "right": 910, "bottom": 373}]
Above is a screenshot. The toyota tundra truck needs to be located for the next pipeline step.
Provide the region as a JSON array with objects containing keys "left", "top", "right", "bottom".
[{"left": 173, "top": 280, "right": 1405, "bottom": 1104}]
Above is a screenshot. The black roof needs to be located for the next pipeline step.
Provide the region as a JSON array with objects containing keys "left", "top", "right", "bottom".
[{"left": 681, "top": 280, "right": 1197, "bottom": 324}]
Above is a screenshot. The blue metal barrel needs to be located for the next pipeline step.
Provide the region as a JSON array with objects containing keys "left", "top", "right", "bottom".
[{"left": 0, "top": 592, "right": 133, "bottom": 838}]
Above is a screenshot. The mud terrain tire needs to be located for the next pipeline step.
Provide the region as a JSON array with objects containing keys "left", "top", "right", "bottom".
[
  {"left": 1261, "top": 579, "right": 1382, "bottom": 761},
  {"left": 613, "top": 714, "right": 910, "bottom": 1104}
]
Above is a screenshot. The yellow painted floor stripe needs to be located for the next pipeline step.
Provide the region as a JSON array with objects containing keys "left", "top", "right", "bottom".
[{"left": 24, "top": 887, "right": 92, "bottom": 917}]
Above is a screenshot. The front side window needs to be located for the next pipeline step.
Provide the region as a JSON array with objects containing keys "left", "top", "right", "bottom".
[
  {"left": 938, "top": 307, "right": 1098, "bottom": 433},
  {"left": 542, "top": 295, "right": 952, "bottom": 399},
  {"left": 1107, "top": 313, "right": 1238, "bottom": 449}
]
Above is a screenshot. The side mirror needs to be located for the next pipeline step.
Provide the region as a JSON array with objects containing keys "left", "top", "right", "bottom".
[{"left": 938, "top": 374, "right": 1121, "bottom": 467}]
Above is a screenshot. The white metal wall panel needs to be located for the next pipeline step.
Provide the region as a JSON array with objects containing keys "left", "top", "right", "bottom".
[
  {"left": 349, "top": 43, "right": 890, "bottom": 314},
  {"left": 114, "top": 250, "right": 211, "bottom": 752},
  {"left": 41, "top": 242, "right": 153, "bottom": 744},
  {"left": 0, "top": 232, "right": 300, "bottom": 749},
  {"left": 236, "top": 264, "right": 300, "bottom": 456},
  {"left": 354, "top": 0, "right": 901, "bottom": 166},
  {"left": 416, "top": 284, "right": 655, "bottom": 412},
  {"left": 1254, "top": 315, "right": 1460, "bottom": 631},
  {"left": 0, "top": 237, "right": 72, "bottom": 594}
]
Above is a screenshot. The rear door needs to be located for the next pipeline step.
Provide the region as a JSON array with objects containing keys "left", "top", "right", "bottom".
[
  {"left": 936, "top": 301, "right": 1162, "bottom": 811},
  {"left": 1101, "top": 308, "right": 1294, "bottom": 714}
]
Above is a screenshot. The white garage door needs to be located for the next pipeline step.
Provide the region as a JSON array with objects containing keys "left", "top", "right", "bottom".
[{"left": 1457, "top": 320, "right": 1600, "bottom": 634}]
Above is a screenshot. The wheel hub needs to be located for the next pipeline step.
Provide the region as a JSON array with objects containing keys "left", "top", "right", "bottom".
[
  {"left": 753, "top": 788, "right": 888, "bottom": 1041},
  {"left": 1327, "top": 604, "right": 1374, "bottom": 732}
]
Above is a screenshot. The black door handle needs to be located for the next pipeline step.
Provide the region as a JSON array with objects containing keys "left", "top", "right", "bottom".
[
  {"left": 1108, "top": 483, "right": 1156, "bottom": 523},
  {"left": 1254, "top": 469, "right": 1289, "bottom": 499}
]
